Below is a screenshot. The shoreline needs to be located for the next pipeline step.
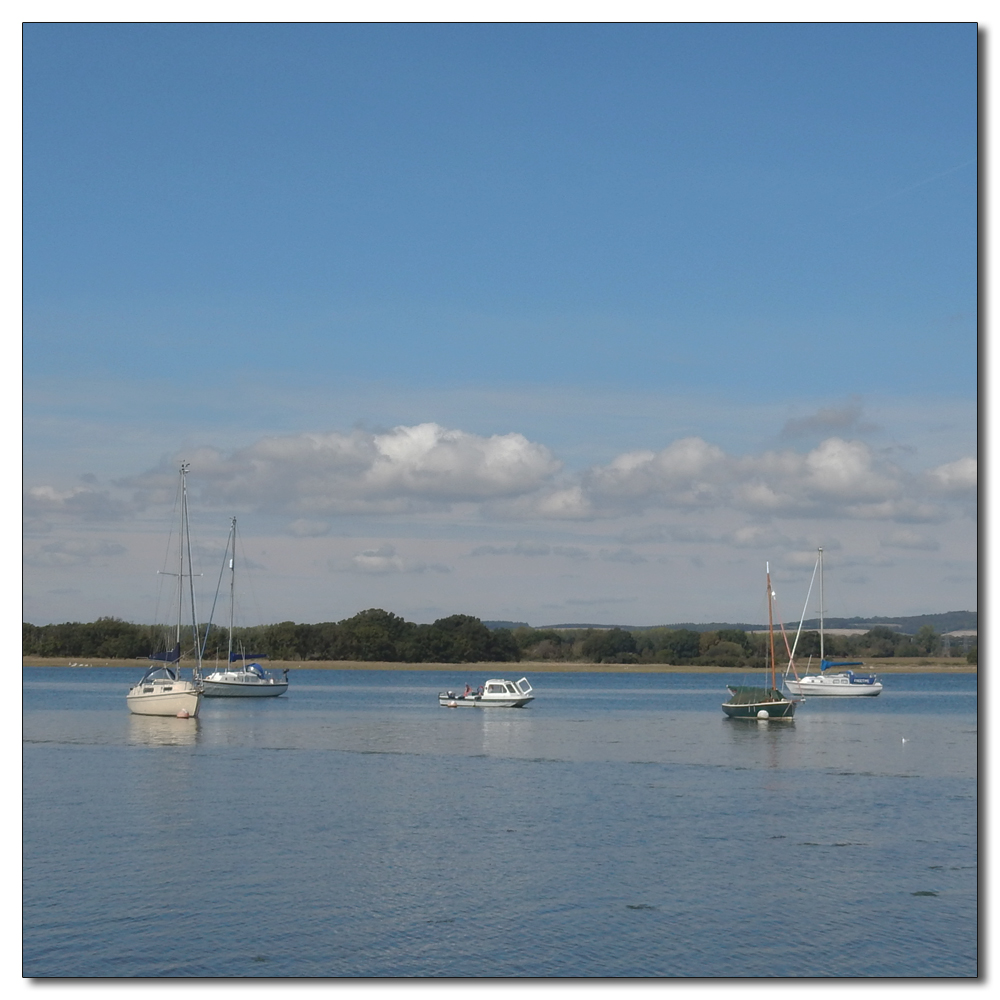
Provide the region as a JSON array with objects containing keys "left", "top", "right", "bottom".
[{"left": 22, "top": 657, "right": 977, "bottom": 674}]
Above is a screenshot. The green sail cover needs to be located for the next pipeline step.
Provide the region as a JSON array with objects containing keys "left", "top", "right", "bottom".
[{"left": 725, "top": 686, "right": 787, "bottom": 704}]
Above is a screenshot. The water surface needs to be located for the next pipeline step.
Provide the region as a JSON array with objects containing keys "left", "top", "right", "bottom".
[{"left": 23, "top": 668, "right": 977, "bottom": 977}]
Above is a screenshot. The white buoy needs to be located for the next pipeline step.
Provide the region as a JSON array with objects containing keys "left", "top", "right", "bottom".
[
  {"left": 901, "top": 737, "right": 908, "bottom": 743},
  {"left": 757, "top": 709, "right": 769, "bottom": 719}
]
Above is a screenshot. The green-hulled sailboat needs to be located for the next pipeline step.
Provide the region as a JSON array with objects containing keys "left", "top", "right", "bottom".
[{"left": 722, "top": 563, "right": 799, "bottom": 720}]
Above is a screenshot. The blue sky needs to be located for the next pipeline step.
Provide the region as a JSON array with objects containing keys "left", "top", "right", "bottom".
[{"left": 22, "top": 22, "right": 977, "bottom": 629}]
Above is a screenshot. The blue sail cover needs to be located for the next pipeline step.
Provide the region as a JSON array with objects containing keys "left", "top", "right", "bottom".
[
  {"left": 148, "top": 644, "right": 181, "bottom": 663},
  {"left": 820, "top": 659, "right": 864, "bottom": 671}
]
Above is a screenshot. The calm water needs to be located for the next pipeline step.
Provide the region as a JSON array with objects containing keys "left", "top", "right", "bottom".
[{"left": 23, "top": 667, "right": 977, "bottom": 978}]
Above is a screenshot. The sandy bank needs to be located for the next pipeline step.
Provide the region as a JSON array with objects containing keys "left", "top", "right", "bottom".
[{"left": 22, "top": 656, "right": 976, "bottom": 674}]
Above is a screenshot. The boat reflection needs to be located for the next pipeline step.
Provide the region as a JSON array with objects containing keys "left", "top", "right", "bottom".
[
  {"left": 127, "top": 714, "right": 201, "bottom": 747},
  {"left": 479, "top": 711, "right": 531, "bottom": 759}
]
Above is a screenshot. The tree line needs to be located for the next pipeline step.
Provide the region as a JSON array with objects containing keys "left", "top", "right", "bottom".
[{"left": 22, "top": 612, "right": 974, "bottom": 665}]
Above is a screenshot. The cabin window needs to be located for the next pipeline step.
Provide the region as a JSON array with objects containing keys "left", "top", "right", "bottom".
[
  {"left": 143, "top": 687, "right": 153, "bottom": 693},
  {"left": 488, "top": 684, "right": 504, "bottom": 693},
  {"left": 506, "top": 684, "right": 517, "bottom": 694},
  {"left": 163, "top": 687, "right": 172, "bottom": 692}
]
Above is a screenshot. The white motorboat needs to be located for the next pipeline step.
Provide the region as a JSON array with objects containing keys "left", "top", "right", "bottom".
[
  {"left": 127, "top": 463, "right": 203, "bottom": 718},
  {"left": 439, "top": 677, "right": 534, "bottom": 708},
  {"left": 782, "top": 548, "right": 882, "bottom": 698},
  {"left": 202, "top": 517, "right": 288, "bottom": 698}
]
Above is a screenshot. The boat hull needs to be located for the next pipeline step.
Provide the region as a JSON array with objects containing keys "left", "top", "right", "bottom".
[
  {"left": 722, "top": 685, "right": 797, "bottom": 719},
  {"left": 784, "top": 675, "right": 882, "bottom": 697},
  {"left": 202, "top": 674, "right": 288, "bottom": 697},
  {"left": 721, "top": 699, "right": 797, "bottom": 719},
  {"left": 438, "top": 694, "right": 533, "bottom": 708},
  {"left": 126, "top": 680, "right": 202, "bottom": 717}
]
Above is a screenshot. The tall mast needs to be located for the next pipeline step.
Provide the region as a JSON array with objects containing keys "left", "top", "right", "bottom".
[
  {"left": 818, "top": 547, "right": 825, "bottom": 664},
  {"left": 767, "top": 562, "right": 776, "bottom": 690},
  {"left": 180, "top": 463, "right": 202, "bottom": 681},
  {"left": 228, "top": 517, "right": 237, "bottom": 664},
  {"left": 176, "top": 463, "right": 189, "bottom": 655}
]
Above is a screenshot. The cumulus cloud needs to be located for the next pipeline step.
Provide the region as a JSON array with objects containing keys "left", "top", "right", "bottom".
[
  {"left": 127, "top": 423, "right": 560, "bottom": 516},
  {"left": 470, "top": 542, "right": 589, "bottom": 559},
  {"left": 24, "top": 485, "right": 131, "bottom": 522},
  {"left": 25, "top": 538, "right": 127, "bottom": 568},
  {"left": 780, "top": 398, "right": 879, "bottom": 439},
  {"left": 286, "top": 519, "right": 331, "bottom": 537},
  {"left": 342, "top": 544, "right": 450, "bottom": 575},
  {"left": 880, "top": 530, "right": 940, "bottom": 551},
  {"left": 31, "top": 424, "right": 972, "bottom": 545},
  {"left": 578, "top": 436, "right": 923, "bottom": 520},
  {"left": 926, "top": 456, "right": 977, "bottom": 494},
  {"left": 471, "top": 541, "right": 552, "bottom": 557},
  {"left": 599, "top": 547, "right": 647, "bottom": 564}
]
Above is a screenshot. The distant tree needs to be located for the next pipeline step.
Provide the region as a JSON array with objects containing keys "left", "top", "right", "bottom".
[
  {"left": 863, "top": 626, "right": 899, "bottom": 658},
  {"left": 914, "top": 625, "right": 940, "bottom": 656},
  {"left": 716, "top": 628, "right": 751, "bottom": 651},
  {"left": 795, "top": 631, "right": 821, "bottom": 657},
  {"left": 336, "top": 608, "right": 414, "bottom": 660},
  {"left": 581, "top": 628, "right": 637, "bottom": 663},
  {"left": 400, "top": 615, "right": 519, "bottom": 663},
  {"left": 967, "top": 646, "right": 977, "bottom": 665},
  {"left": 696, "top": 640, "right": 745, "bottom": 668},
  {"left": 660, "top": 628, "right": 702, "bottom": 664}
]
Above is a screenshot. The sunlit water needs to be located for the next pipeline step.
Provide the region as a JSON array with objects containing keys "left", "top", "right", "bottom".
[{"left": 23, "top": 667, "right": 977, "bottom": 977}]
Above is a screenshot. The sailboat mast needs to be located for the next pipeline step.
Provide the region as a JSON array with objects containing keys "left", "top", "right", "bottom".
[
  {"left": 228, "top": 517, "right": 236, "bottom": 664},
  {"left": 175, "top": 464, "right": 187, "bottom": 654},
  {"left": 767, "top": 562, "right": 776, "bottom": 690},
  {"left": 818, "top": 547, "right": 825, "bottom": 664},
  {"left": 180, "top": 463, "right": 202, "bottom": 680}
]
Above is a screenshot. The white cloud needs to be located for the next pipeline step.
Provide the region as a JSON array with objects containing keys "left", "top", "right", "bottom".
[
  {"left": 127, "top": 423, "right": 561, "bottom": 516},
  {"left": 599, "top": 547, "right": 647, "bottom": 564},
  {"left": 780, "top": 398, "right": 879, "bottom": 439},
  {"left": 880, "top": 530, "right": 941, "bottom": 551},
  {"left": 469, "top": 541, "right": 589, "bottom": 559},
  {"left": 579, "top": 436, "right": 927, "bottom": 521},
  {"left": 28, "top": 427, "right": 974, "bottom": 542},
  {"left": 25, "top": 538, "right": 127, "bottom": 567},
  {"left": 926, "top": 456, "right": 977, "bottom": 494},
  {"left": 286, "top": 519, "right": 331, "bottom": 537},
  {"left": 342, "top": 544, "right": 450, "bottom": 575},
  {"left": 24, "top": 484, "right": 130, "bottom": 522}
]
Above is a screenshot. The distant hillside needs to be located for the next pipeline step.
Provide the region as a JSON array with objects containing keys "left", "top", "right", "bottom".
[
  {"left": 526, "top": 611, "right": 976, "bottom": 635},
  {"left": 794, "top": 611, "right": 976, "bottom": 634},
  {"left": 482, "top": 620, "right": 530, "bottom": 630}
]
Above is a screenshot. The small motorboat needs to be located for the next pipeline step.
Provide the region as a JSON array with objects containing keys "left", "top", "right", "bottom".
[{"left": 439, "top": 677, "right": 534, "bottom": 708}]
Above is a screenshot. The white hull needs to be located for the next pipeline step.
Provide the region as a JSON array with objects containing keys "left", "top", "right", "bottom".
[
  {"left": 202, "top": 674, "right": 288, "bottom": 697},
  {"left": 126, "top": 679, "right": 202, "bottom": 717},
  {"left": 439, "top": 676, "right": 534, "bottom": 708},
  {"left": 438, "top": 694, "right": 533, "bottom": 708},
  {"left": 784, "top": 674, "right": 882, "bottom": 697}
]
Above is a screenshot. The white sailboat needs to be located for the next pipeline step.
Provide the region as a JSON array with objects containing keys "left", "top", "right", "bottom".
[
  {"left": 783, "top": 548, "right": 883, "bottom": 697},
  {"left": 126, "top": 463, "right": 204, "bottom": 717},
  {"left": 202, "top": 517, "right": 288, "bottom": 698}
]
